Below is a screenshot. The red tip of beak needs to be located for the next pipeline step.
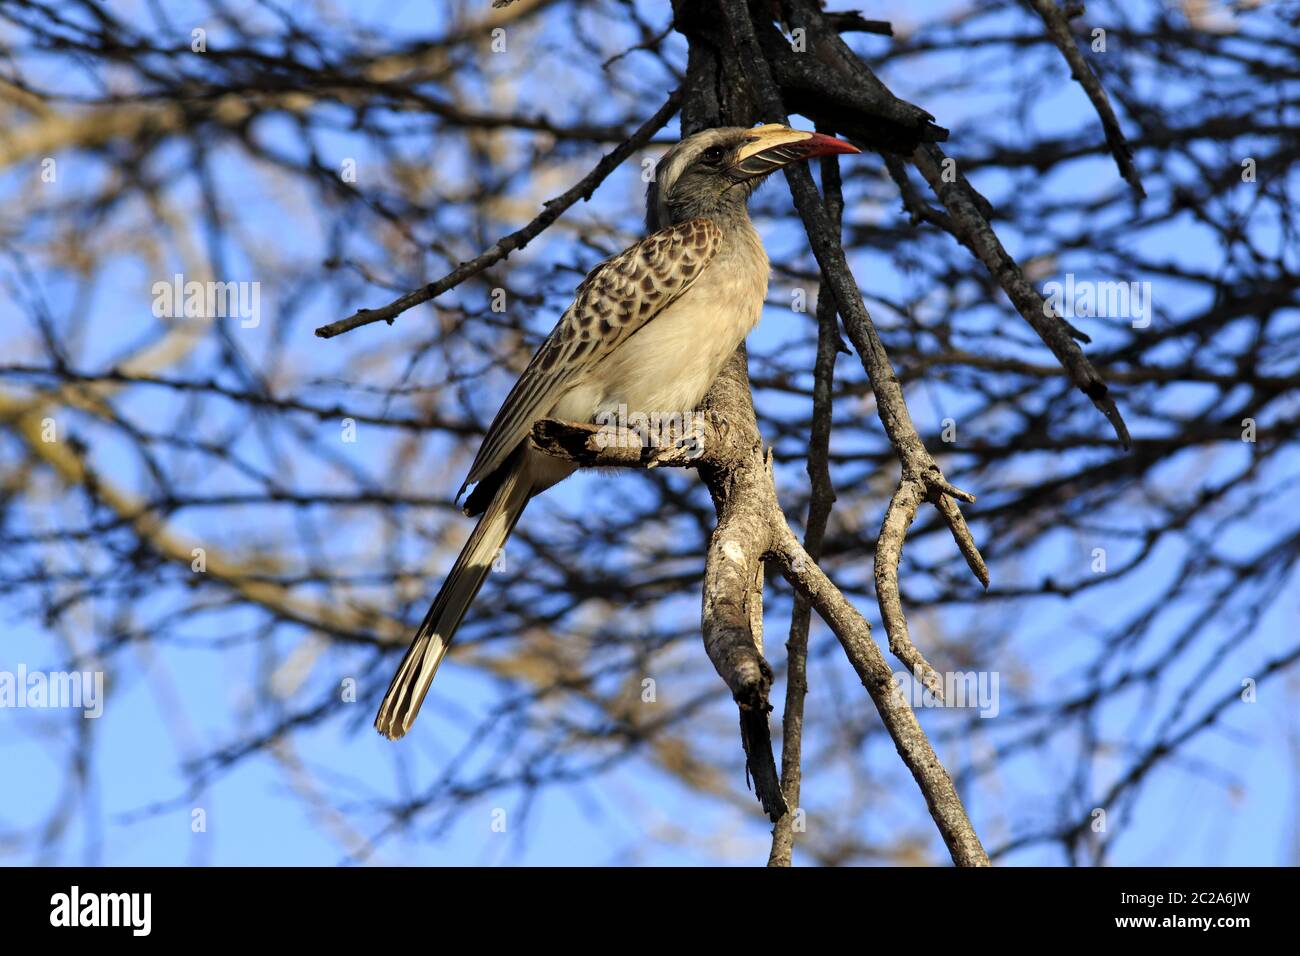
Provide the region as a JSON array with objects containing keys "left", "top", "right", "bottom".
[{"left": 801, "top": 132, "right": 860, "bottom": 158}]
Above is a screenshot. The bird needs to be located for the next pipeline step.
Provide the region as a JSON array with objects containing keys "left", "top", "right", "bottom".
[{"left": 375, "top": 123, "right": 859, "bottom": 739}]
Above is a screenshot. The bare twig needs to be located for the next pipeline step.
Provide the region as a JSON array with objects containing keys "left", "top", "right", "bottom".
[
  {"left": 771, "top": 525, "right": 990, "bottom": 867},
  {"left": 824, "top": 13, "right": 893, "bottom": 37},
  {"left": 910, "top": 143, "right": 1132, "bottom": 448},
  {"left": 1026, "top": 0, "right": 1146, "bottom": 197},
  {"left": 768, "top": 151, "right": 842, "bottom": 867},
  {"left": 314, "top": 87, "right": 682, "bottom": 338}
]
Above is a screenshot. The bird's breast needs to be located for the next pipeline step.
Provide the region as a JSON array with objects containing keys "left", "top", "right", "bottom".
[{"left": 557, "top": 240, "right": 769, "bottom": 423}]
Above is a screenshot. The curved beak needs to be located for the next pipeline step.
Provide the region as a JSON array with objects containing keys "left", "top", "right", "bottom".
[{"left": 731, "top": 124, "right": 859, "bottom": 180}]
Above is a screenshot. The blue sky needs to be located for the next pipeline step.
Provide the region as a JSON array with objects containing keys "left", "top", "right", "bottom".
[{"left": 1, "top": 0, "right": 1297, "bottom": 866}]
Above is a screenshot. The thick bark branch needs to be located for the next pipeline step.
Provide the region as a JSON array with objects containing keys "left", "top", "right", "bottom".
[
  {"left": 529, "top": 418, "right": 713, "bottom": 469},
  {"left": 697, "top": 351, "right": 787, "bottom": 821}
]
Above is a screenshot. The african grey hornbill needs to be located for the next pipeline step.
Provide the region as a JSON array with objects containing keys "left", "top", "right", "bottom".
[{"left": 376, "top": 124, "right": 858, "bottom": 739}]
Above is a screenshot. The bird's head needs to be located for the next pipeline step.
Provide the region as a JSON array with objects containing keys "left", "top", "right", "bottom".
[{"left": 646, "top": 124, "right": 858, "bottom": 231}]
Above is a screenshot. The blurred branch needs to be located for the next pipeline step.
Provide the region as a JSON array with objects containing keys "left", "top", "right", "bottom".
[
  {"left": 2, "top": 0, "right": 1295, "bottom": 867},
  {"left": 910, "top": 143, "right": 1132, "bottom": 448},
  {"left": 1025, "top": 0, "right": 1146, "bottom": 197},
  {"left": 315, "top": 87, "right": 683, "bottom": 338}
]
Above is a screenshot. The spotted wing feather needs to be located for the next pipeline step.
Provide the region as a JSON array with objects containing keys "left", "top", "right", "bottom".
[{"left": 459, "top": 218, "right": 723, "bottom": 494}]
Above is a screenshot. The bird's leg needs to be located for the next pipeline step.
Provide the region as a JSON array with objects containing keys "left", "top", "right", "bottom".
[{"left": 674, "top": 412, "right": 708, "bottom": 461}]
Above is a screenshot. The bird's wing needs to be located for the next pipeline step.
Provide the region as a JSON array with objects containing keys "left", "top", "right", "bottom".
[{"left": 459, "top": 217, "right": 723, "bottom": 493}]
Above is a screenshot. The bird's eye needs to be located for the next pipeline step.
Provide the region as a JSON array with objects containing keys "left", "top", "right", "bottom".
[{"left": 700, "top": 146, "right": 727, "bottom": 165}]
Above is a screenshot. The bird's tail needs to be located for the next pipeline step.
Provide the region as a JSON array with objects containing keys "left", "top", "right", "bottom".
[{"left": 375, "top": 463, "right": 532, "bottom": 739}]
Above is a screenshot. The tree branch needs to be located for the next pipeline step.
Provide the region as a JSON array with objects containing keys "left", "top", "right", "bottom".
[
  {"left": 719, "top": 0, "right": 989, "bottom": 864},
  {"left": 770, "top": 525, "right": 990, "bottom": 866},
  {"left": 1026, "top": 0, "right": 1146, "bottom": 198},
  {"left": 910, "top": 143, "right": 1132, "bottom": 448},
  {"left": 314, "top": 87, "right": 682, "bottom": 338},
  {"left": 768, "top": 150, "right": 842, "bottom": 867}
]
